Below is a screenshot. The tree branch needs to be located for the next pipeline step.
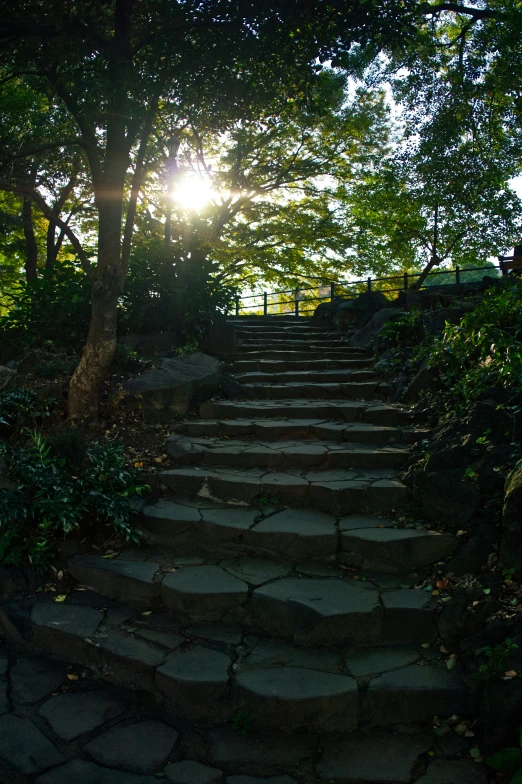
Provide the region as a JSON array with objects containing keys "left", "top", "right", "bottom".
[
  {"left": 421, "top": 2, "right": 498, "bottom": 20},
  {"left": 0, "top": 181, "right": 92, "bottom": 276}
]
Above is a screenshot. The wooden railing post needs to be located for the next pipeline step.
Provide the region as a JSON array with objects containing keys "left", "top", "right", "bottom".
[
  {"left": 330, "top": 282, "right": 335, "bottom": 301},
  {"left": 295, "top": 287, "right": 299, "bottom": 317},
  {"left": 263, "top": 292, "right": 268, "bottom": 316},
  {"left": 455, "top": 265, "right": 461, "bottom": 284},
  {"left": 235, "top": 297, "right": 240, "bottom": 316},
  {"left": 367, "top": 277, "right": 372, "bottom": 292},
  {"left": 403, "top": 272, "right": 408, "bottom": 291}
]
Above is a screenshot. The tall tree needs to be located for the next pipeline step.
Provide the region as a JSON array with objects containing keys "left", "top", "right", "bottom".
[{"left": 0, "top": 0, "right": 414, "bottom": 419}]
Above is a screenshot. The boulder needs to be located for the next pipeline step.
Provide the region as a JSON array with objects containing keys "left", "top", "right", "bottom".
[
  {"left": 0, "top": 365, "right": 15, "bottom": 391},
  {"left": 123, "top": 352, "right": 223, "bottom": 423},
  {"left": 401, "top": 360, "right": 439, "bottom": 403},
  {"left": 334, "top": 291, "right": 389, "bottom": 331},
  {"left": 444, "top": 522, "right": 498, "bottom": 576},
  {"left": 500, "top": 463, "right": 522, "bottom": 572},
  {"left": 414, "top": 468, "right": 481, "bottom": 528},
  {"left": 422, "top": 307, "right": 469, "bottom": 335},
  {"left": 310, "top": 301, "right": 337, "bottom": 328},
  {"left": 347, "top": 308, "right": 402, "bottom": 348}
]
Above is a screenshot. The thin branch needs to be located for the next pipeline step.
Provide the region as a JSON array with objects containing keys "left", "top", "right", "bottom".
[
  {"left": 0, "top": 181, "right": 92, "bottom": 276},
  {"left": 421, "top": 2, "right": 498, "bottom": 20}
]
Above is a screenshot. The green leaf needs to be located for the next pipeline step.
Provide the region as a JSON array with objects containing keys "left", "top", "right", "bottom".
[
  {"left": 511, "top": 769, "right": 522, "bottom": 784},
  {"left": 486, "top": 748, "right": 522, "bottom": 772}
]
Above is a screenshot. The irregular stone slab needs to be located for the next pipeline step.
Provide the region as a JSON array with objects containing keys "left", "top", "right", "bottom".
[
  {"left": 0, "top": 713, "right": 64, "bottom": 774},
  {"left": 250, "top": 578, "right": 381, "bottom": 645},
  {"left": 226, "top": 777, "right": 297, "bottom": 784},
  {"left": 100, "top": 630, "right": 167, "bottom": 690},
  {"left": 186, "top": 624, "right": 243, "bottom": 645},
  {"left": 221, "top": 557, "right": 291, "bottom": 586},
  {"left": 316, "top": 731, "right": 432, "bottom": 783},
  {"left": 344, "top": 646, "right": 419, "bottom": 677},
  {"left": 244, "top": 638, "right": 341, "bottom": 674},
  {"left": 366, "top": 479, "right": 408, "bottom": 512},
  {"left": 68, "top": 555, "right": 160, "bottom": 608},
  {"left": 161, "top": 566, "right": 248, "bottom": 621},
  {"left": 139, "top": 499, "right": 201, "bottom": 544},
  {"left": 165, "top": 759, "right": 223, "bottom": 783},
  {"left": 366, "top": 664, "right": 469, "bottom": 726},
  {"left": 252, "top": 509, "right": 337, "bottom": 559},
  {"left": 37, "top": 759, "right": 159, "bottom": 784},
  {"left": 0, "top": 648, "right": 9, "bottom": 677},
  {"left": 340, "top": 528, "right": 458, "bottom": 571},
  {"left": 308, "top": 480, "right": 367, "bottom": 516},
  {"left": 207, "top": 728, "right": 316, "bottom": 775},
  {"left": 10, "top": 654, "right": 66, "bottom": 704},
  {"left": 86, "top": 719, "right": 179, "bottom": 773},
  {"left": 31, "top": 602, "right": 103, "bottom": 665},
  {"left": 415, "top": 760, "right": 487, "bottom": 784},
  {"left": 364, "top": 405, "right": 399, "bottom": 426},
  {"left": 381, "top": 590, "right": 437, "bottom": 644},
  {"left": 135, "top": 627, "right": 185, "bottom": 650},
  {"left": 39, "top": 690, "right": 127, "bottom": 740},
  {"left": 156, "top": 645, "right": 230, "bottom": 719},
  {"left": 233, "top": 666, "right": 358, "bottom": 732},
  {"left": 0, "top": 680, "right": 9, "bottom": 715},
  {"left": 339, "top": 515, "right": 395, "bottom": 532}
]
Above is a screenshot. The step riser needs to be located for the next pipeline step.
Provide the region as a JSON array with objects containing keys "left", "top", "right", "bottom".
[
  {"left": 234, "top": 371, "right": 377, "bottom": 383},
  {"left": 157, "top": 472, "right": 407, "bottom": 517},
  {"left": 241, "top": 383, "right": 382, "bottom": 400},
  {"left": 194, "top": 449, "right": 405, "bottom": 470},
  {"left": 238, "top": 340, "right": 351, "bottom": 348},
  {"left": 234, "top": 351, "right": 366, "bottom": 360},
  {"left": 177, "top": 421, "right": 420, "bottom": 444},
  {"left": 138, "top": 505, "right": 456, "bottom": 568},
  {"left": 231, "top": 360, "right": 373, "bottom": 372},
  {"left": 235, "top": 344, "right": 360, "bottom": 352},
  {"left": 25, "top": 613, "right": 470, "bottom": 732}
]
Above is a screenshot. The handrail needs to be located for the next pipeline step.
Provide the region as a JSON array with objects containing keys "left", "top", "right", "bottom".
[{"left": 233, "top": 263, "right": 503, "bottom": 316}]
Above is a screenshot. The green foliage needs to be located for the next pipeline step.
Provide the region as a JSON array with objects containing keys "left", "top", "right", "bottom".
[
  {"left": 0, "top": 387, "right": 57, "bottom": 430},
  {"left": 0, "top": 264, "right": 91, "bottom": 359},
  {"left": 120, "top": 244, "right": 237, "bottom": 342},
  {"left": 487, "top": 727, "right": 522, "bottom": 783},
  {"left": 112, "top": 344, "right": 139, "bottom": 372},
  {"left": 428, "top": 281, "right": 522, "bottom": 410},
  {"left": 0, "top": 431, "right": 148, "bottom": 569},
  {"left": 472, "top": 638, "right": 519, "bottom": 681},
  {"left": 230, "top": 711, "right": 254, "bottom": 734},
  {"left": 32, "top": 357, "right": 78, "bottom": 378}
]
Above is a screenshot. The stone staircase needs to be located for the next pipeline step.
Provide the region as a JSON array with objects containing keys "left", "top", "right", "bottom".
[{"left": 5, "top": 315, "right": 483, "bottom": 782}]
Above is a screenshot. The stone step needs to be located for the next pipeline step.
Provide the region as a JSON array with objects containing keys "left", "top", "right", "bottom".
[
  {"left": 198, "top": 400, "right": 408, "bottom": 426},
  {"left": 167, "top": 435, "right": 408, "bottom": 469},
  {"left": 234, "top": 370, "right": 377, "bottom": 383},
  {"left": 22, "top": 595, "right": 470, "bottom": 732},
  {"left": 235, "top": 350, "right": 366, "bottom": 361},
  {"left": 137, "top": 497, "right": 457, "bottom": 568},
  {"left": 235, "top": 329, "right": 342, "bottom": 338},
  {"left": 155, "top": 466, "right": 407, "bottom": 515},
  {"left": 240, "top": 381, "right": 383, "bottom": 400},
  {"left": 238, "top": 339, "right": 351, "bottom": 348},
  {"left": 66, "top": 553, "right": 436, "bottom": 646},
  {"left": 228, "top": 317, "right": 308, "bottom": 324},
  {"left": 235, "top": 343, "right": 362, "bottom": 353},
  {"left": 174, "top": 418, "right": 425, "bottom": 444},
  {"left": 231, "top": 358, "right": 374, "bottom": 372}
]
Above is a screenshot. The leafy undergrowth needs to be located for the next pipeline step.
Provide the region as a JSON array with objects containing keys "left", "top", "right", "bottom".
[{"left": 0, "top": 430, "right": 149, "bottom": 570}]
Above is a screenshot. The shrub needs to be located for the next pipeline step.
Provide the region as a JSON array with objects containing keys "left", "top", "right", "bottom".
[
  {"left": 428, "top": 279, "right": 522, "bottom": 410},
  {"left": 0, "top": 388, "right": 57, "bottom": 431},
  {"left": 0, "top": 431, "right": 148, "bottom": 569}
]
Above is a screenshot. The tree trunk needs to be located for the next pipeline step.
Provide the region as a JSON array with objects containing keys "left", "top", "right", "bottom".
[
  {"left": 68, "top": 202, "right": 123, "bottom": 421},
  {"left": 22, "top": 196, "right": 38, "bottom": 282}
]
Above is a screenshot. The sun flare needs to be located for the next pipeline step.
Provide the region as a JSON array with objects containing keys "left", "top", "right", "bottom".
[{"left": 172, "top": 175, "right": 216, "bottom": 211}]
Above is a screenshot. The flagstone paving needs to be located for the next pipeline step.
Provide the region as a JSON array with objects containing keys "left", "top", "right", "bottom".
[{"left": 0, "top": 315, "right": 487, "bottom": 782}]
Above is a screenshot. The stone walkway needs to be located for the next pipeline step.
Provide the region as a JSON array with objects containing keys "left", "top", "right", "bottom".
[{"left": 0, "top": 316, "right": 488, "bottom": 782}]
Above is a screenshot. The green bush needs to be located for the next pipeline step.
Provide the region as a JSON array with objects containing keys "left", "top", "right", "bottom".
[
  {"left": 0, "top": 431, "right": 148, "bottom": 569},
  {"left": 0, "top": 388, "right": 57, "bottom": 431},
  {"left": 428, "top": 280, "right": 522, "bottom": 410}
]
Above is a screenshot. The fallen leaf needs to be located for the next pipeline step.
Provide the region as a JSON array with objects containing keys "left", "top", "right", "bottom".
[
  {"left": 54, "top": 595, "right": 67, "bottom": 603},
  {"left": 67, "top": 673, "right": 79, "bottom": 681},
  {"left": 446, "top": 657, "right": 457, "bottom": 670},
  {"left": 505, "top": 670, "right": 518, "bottom": 678},
  {"left": 142, "top": 610, "right": 153, "bottom": 616}
]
